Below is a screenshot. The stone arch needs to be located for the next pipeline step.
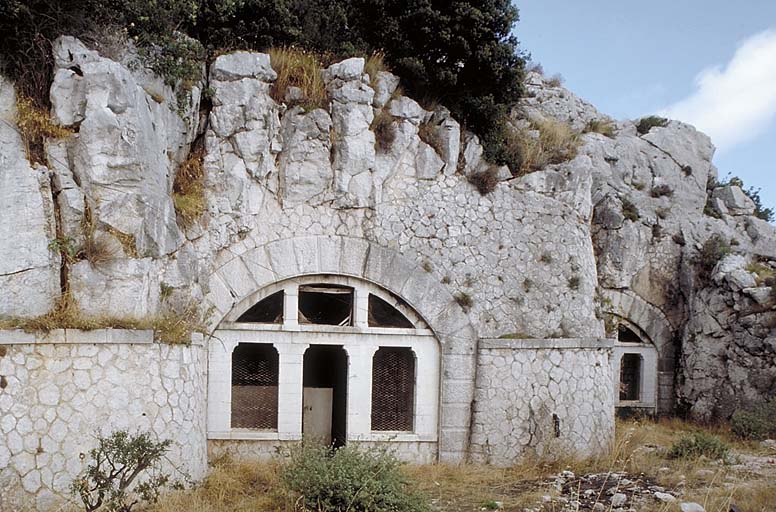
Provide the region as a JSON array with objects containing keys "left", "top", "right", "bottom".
[
  {"left": 599, "top": 289, "right": 676, "bottom": 414},
  {"left": 203, "top": 235, "right": 478, "bottom": 462}
]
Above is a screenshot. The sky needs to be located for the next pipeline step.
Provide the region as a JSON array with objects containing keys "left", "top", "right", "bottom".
[{"left": 515, "top": 1, "right": 776, "bottom": 210}]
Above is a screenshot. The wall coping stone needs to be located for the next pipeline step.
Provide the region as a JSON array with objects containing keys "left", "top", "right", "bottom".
[
  {"left": 0, "top": 329, "right": 205, "bottom": 346},
  {"left": 480, "top": 337, "right": 613, "bottom": 350}
]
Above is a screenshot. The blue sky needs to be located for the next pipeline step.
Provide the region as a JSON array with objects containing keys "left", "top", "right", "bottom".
[{"left": 515, "top": 1, "right": 776, "bottom": 210}]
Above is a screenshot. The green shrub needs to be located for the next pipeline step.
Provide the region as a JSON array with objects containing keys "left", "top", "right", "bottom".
[
  {"left": 731, "top": 397, "right": 776, "bottom": 440},
  {"left": 282, "top": 443, "right": 429, "bottom": 512},
  {"left": 668, "top": 432, "right": 729, "bottom": 460},
  {"left": 636, "top": 116, "right": 668, "bottom": 135},
  {"left": 695, "top": 234, "right": 731, "bottom": 277},
  {"left": 71, "top": 430, "right": 177, "bottom": 512}
]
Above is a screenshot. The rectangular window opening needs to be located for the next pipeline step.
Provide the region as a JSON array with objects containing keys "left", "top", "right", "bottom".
[
  {"left": 298, "top": 284, "right": 353, "bottom": 326},
  {"left": 619, "top": 353, "right": 642, "bottom": 401}
]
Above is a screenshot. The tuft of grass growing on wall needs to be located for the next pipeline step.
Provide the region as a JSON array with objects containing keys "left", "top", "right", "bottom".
[
  {"left": 371, "top": 109, "right": 396, "bottom": 153},
  {"left": 0, "top": 293, "right": 148, "bottom": 333},
  {"left": 454, "top": 291, "right": 474, "bottom": 311},
  {"left": 650, "top": 184, "right": 673, "bottom": 198},
  {"left": 636, "top": 115, "right": 668, "bottom": 135},
  {"left": 745, "top": 262, "right": 776, "bottom": 286},
  {"left": 173, "top": 146, "right": 206, "bottom": 228},
  {"left": 418, "top": 119, "right": 445, "bottom": 156},
  {"left": 468, "top": 167, "right": 500, "bottom": 195},
  {"left": 79, "top": 231, "right": 118, "bottom": 265},
  {"left": 268, "top": 47, "right": 328, "bottom": 110},
  {"left": 583, "top": 118, "right": 616, "bottom": 138},
  {"left": 15, "top": 93, "right": 74, "bottom": 164}
]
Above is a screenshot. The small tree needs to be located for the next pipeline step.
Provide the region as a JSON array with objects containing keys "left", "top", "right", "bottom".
[{"left": 71, "top": 430, "right": 176, "bottom": 512}]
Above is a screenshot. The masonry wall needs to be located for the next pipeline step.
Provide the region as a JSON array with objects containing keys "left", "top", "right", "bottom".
[
  {"left": 470, "top": 338, "right": 614, "bottom": 466},
  {"left": 0, "top": 330, "right": 207, "bottom": 511}
]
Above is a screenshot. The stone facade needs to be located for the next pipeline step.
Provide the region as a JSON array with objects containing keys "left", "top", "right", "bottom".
[
  {"left": 1, "top": 34, "right": 776, "bottom": 510},
  {"left": 471, "top": 339, "right": 614, "bottom": 466},
  {"left": 0, "top": 331, "right": 207, "bottom": 511}
]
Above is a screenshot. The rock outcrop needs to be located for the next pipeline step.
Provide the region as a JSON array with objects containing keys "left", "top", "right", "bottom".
[{"left": 1, "top": 39, "right": 775, "bottom": 421}]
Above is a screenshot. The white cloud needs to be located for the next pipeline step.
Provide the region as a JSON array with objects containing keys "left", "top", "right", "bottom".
[{"left": 660, "top": 28, "right": 776, "bottom": 152}]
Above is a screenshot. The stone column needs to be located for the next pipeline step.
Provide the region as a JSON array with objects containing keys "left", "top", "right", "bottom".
[
  {"left": 277, "top": 343, "right": 308, "bottom": 438},
  {"left": 207, "top": 339, "right": 238, "bottom": 433},
  {"left": 283, "top": 285, "right": 299, "bottom": 328},
  {"left": 344, "top": 344, "right": 379, "bottom": 439}
]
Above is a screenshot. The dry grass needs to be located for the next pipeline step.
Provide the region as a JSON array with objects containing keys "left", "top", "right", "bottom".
[
  {"left": 0, "top": 294, "right": 203, "bottom": 345},
  {"left": 507, "top": 119, "right": 580, "bottom": 176},
  {"left": 105, "top": 226, "right": 139, "bottom": 258},
  {"left": 371, "top": 108, "right": 396, "bottom": 152},
  {"left": 746, "top": 262, "right": 776, "bottom": 285},
  {"left": 173, "top": 146, "right": 207, "bottom": 228},
  {"left": 583, "top": 118, "right": 616, "bottom": 138},
  {"left": 141, "top": 420, "right": 776, "bottom": 512},
  {"left": 468, "top": 166, "right": 501, "bottom": 195},
  {"left": 268, "top": 47, "right": 328, "bottom": 110},
  {"left": 0, "top": 293, "right": 149, "bottom": 333},
  {"left": 418, "top": 120, "right": 444, "bottom": 156},
  {"left": 79, "top": 231, "right": 118, "bottom": 265},
  {"left": 365, "top": 52, "right": 389, "bottom": 85},
  {"left": 14, "top": 93, "right": 74, "bottom": 164},
  {"left": 148, "top": 458, "right": 292, "bottom": 512}
]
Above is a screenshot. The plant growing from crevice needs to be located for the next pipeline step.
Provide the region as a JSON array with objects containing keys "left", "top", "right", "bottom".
[
  {"left": 364, "top": 51, "right": 388, "bottom": 86},
  {"left": 695, "top": 234, "right": 731, "bottom": 279},
  {"left": 454, "top": 291, "right": 473, "bottom": 311},
  {"left": 418, "top": 119, "right": 444, "bottom": 156},
  {"left": 71, "top": 430, "right": 179, "bottom": 512},
  {"left": 621, "top": 197, "right": 640, "bottom": 222},
  {"left": 468, "top": 167, "right": 500, "bottom": 195},
  {"left": 371, "top": 109, "right": 396, "bottom": 153},
  {"left": 15, "top": 93, "right": 75, "bottom": 164},
  {"left": 268, "top": 47, "right": 328, "bottom": 110},
  {"left": 502, "top": 119, "right": 580, "bottom": 177},
  {"left": 567, "top": 275, "right": 580, "bottom": 291},
  {"left": 173, "top": 145, "right": 206, "bottom": 229},
  {"left": 636, "top": 116, "right": 668, "bottom": 135},
  {"left": 650, "top": 184, "right": 673, "bottom": 198},
  {"left": 583, "top": 118, "right": 616, "bottom": 137}
]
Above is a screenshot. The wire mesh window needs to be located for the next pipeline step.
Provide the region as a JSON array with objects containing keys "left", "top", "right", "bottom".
[
  {"left": 231, "top": 343, "right": 279, "bottom": 429},
  {"left": 619, "top": 353, "right": 642, "bottom": 401},
  {"left": 371, "top": 347, "right": 415, "bottom": 431},
  {"left": 298, "top": 284, "right": 353, "bottom": 325},
  {"left": 237, "top": 291, "right": 284, "bottom": 323}
]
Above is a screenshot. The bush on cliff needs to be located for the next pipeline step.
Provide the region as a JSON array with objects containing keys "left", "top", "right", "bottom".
[{"left": 0, "top": 0, "right": 526, "bottom": 170}]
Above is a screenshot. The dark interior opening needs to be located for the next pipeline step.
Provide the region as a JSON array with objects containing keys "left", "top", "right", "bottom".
[
  {"left": 371, "top": 347, "right": 415, "bottom": 431},
  {"left": 231, "top": 343, "right": 279, "bottom": 429},
  {"left": 237, "top": 291, "right": 284, "bottom": 323},
  {"left": 618, "top": 324, "right": 644, "bottom": 344},
  {"left": 619, "top": 353, "right": 642, "bottom": 401},
  {"left": 368, "top": 294, "right": 414, "bottom": 328},
  {"left": 299, "top": 284, "right": 353, "bottom": 325},
  {"left": 303, "top": 345, "right": 348, "bottom": 447}
]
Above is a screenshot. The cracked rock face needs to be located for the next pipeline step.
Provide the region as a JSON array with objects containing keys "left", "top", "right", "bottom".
[{"left": 0, "top": 76, "right": 60, "bottom": 318}]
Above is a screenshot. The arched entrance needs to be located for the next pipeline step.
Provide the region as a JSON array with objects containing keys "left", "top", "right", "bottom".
[
  {"left": 203, "top": 236, "right": 478, "bottom": 462},
  {"left": 206, "top": 272, "right": 445, "bottom": 461},
  {"left": 599, "top": 289, "right": 675, "bottom": 414}
]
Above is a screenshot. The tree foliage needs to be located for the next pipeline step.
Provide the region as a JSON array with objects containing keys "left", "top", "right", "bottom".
[{"left": 1, "top": 0, "right": 525, "bottom": 162}]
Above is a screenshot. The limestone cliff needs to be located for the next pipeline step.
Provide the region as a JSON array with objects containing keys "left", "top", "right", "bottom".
[{"left": 1, "top": 36, "right": 774, "bottom": 421}]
